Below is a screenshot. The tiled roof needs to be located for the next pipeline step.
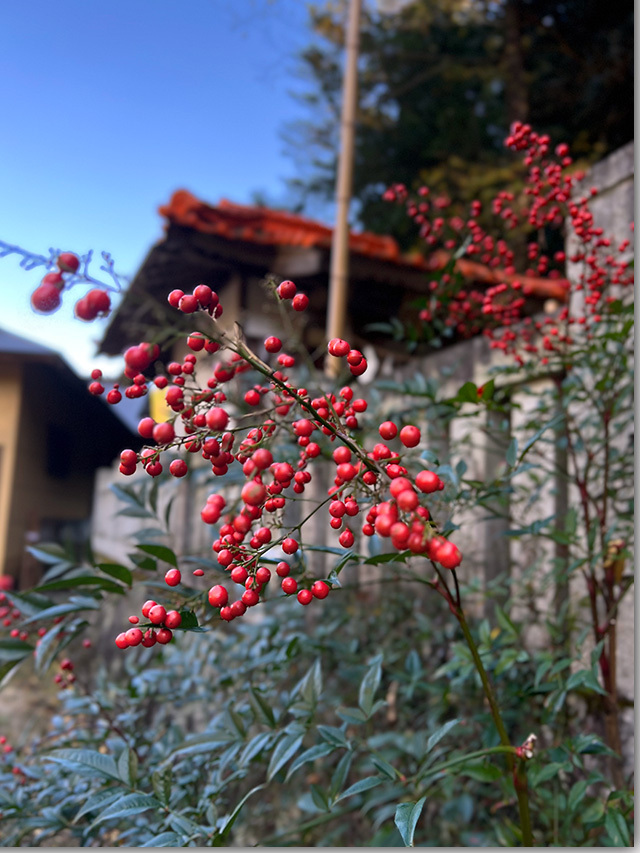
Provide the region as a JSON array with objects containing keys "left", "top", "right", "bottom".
[{"left": 158, "top": 190, "right": 569, "bottom": 302}]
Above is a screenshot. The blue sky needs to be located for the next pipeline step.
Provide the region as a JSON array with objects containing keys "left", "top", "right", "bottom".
[{"left": 0, "top": 0, "right": 316, "bottom": 375}]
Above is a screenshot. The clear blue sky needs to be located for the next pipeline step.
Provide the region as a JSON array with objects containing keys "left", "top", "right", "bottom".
[{"left": 0, "top": 0, "right": 317, "bottom": 376}]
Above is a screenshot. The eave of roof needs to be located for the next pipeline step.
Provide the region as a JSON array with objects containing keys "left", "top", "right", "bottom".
[{"left": 159, "top": 190, "right": 569, "bottom": 302}]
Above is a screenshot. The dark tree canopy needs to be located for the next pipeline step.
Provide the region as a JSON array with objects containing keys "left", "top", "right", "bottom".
[{"left": 285, "top": 0, "right": 633, "bottom": 246}]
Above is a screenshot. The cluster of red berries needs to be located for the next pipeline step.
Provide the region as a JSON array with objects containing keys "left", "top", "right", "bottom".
[
  {"left": 115, "top": 600, "right": 182, "bottom": 649},
  {"left": 101, "top": 278, "right": 467, "bottom": 645},
  {"left": 327, "top": 337, "right": 368, "bottom": 376},
  {"left": 383, "top": 124, "right": 633, "bottom": 368},
  {"left": 53, "top": 657, "right": 76, "bottom": 688},
  {"left": 30, "top": 252, "right": 112, "bottom": 321},
  {"left": 0, "top": 735, "right": 25, "bottom": 786},
  {"left": 0, "top": 591, "right": 28, "bottom": 640}
]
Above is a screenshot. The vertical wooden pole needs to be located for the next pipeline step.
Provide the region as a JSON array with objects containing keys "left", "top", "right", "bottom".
[{"left": 325, "top": 0, "right": 362, "bottom": 376}]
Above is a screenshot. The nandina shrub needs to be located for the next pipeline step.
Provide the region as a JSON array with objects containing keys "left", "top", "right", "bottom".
[
  {"left": 0, "top": 558, "right": 630, "bottom": 847},
  {"left": 0, "top": 125, "right": 633, "bottom": 846}
]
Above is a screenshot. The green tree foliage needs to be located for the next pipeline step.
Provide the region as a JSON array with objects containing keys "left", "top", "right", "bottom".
[{"left": 286, "top": 0, "right": 633, "bottom": 244}]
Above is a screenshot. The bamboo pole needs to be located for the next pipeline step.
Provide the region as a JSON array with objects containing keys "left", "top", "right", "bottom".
[{"left": 325, "top": 0, "right": 362, "bottom": 377}]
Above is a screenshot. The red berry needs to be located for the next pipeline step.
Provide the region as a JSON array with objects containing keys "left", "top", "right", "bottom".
[
  {"left": 436, "top": 540, "right": 462, "bottom": 570},
  {"left": 399, "top": 425, "right": 421, "bottom": 447},
  {"left": 178, "top": 294, "right": 199, "bottom": 313},
  {"left": 169, "top": 459, "right": 188, "bottom": 477},
  {"left": 57, "top": 252, "right": 80, "bottom": 273},
  {"left": 328, "top": 338, "right": 350, "bottom": 357},
  {"left": 31, "top": 283, "right": 62, "bottom": 313},
  {"left": 86, "top": 289, "right": 111, "bottom": 315},
  {"left": 281, "top": 577, "right": 297, "bottom": 594},
  {"left": 74, "top": 297, "right": 97, "bottom": 321},
  {"left": 264, "top": 336, "right": 282, "bottom": 353},
  {"left": 206, "top": 407, "right": 229, "bottom": 431},
  {"left": 242, "top": 588, "right": 260, "bottom": 607},
  {"left": 277, "top": 280, "right": 296, "bottom": 299},
  {"left": 311, "top": 580, "right": 330, "bottom": 599},
  {"left": 187, "top": 332, "right": 205, "bottom": 351},
  {"left": 168, "top": 289, "right": 184, "bottom": 307},
  {"left": 415, "top": 470, "right": 441, "bottom": 493},
  {"left": 153, "top": 422, "right": 175, "bottom": 444},
  {"left": 291, "top": 293, "right": 309, "bottom": 311},
  {"left": 148, "top": 604, "right": 167, "bottom": 625},
  {"left": 230, "top": 566, "right": 248, "bottom": 584},
  {"left": 230, "top": 600, "right": 247, "bottom": 618},
  {"left": 125, "top": 628, "right": 143, "bottom": 646},
  {"left": 241, "top": 480, "right": 267, "bottom": 506},
  {"left": 164, "top": 610, "right": 182, "bottom": 629},
  {"left": 164, "top": 568, "right": 181, "bottom": 587},
  {"left": 282, "top": 537, "right": 299, "bottom": 555},
  {"left": 208, "top": 585, "right": 229, "bottom": 608},
  {"left": 194, "top": 284, "right": 213, "bottom": 306},
  {"left": 297, "top": 588, "right": 313, "bottom": 605},
  {"left": 338, "top": 528, "right": 355, "bottom": 548},
  {"left": 137, "top": 417, "right": 155, "bottom": 439},
  {"left": 396, "top": 490, "right": 419, "bottom": 512},
  {"left": 141, "top": 599, "right": 157, "bottom": 618},
  {"left": 276, "top": 561, "right": 290, "bottom": 577},
  {"left": 379, "top": 421, "right": 398, "bottom": 440},
  {"left": 155, "top": 628, "right": 173, "bottom": 644},
  {"left": 115, "top": 632, "right": 129, "bottom": 649},
  {"left": 256, "top": 566, "right": 271, "bottom": 584}
]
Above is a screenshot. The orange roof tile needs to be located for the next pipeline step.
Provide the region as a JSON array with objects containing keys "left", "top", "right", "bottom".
[{"left": 158, "top": 190, "right": 568, "bottom": 302}]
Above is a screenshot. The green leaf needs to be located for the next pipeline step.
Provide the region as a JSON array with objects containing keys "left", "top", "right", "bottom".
[
  {"left": 46, "top": 748, "right": 120, "bottom": 781},
  {"left": 167, "top": 733, "right": 236, "bottom": 759},
  {"left": 72, "top": 788, "right": 121, "bottom": 823},
  {"left": 335, "top": 775, "right": 384, "bottom": 802},
  {"left": 394, "top": 796, "right": 427, "bottom": 846},
  {"left": 26, "top": 542, "right": 68, "bottom": 564},
  {"left": 330, "top": 750, "right": 353, "bottom": 798},
  {"left": 566, "top": 667, "right": 607, "bottom": 695},
  {"left": 97, "top": 563, "right": 133, "bottom": 586},
  {"left": 336, "top": 705, "right": 368, "bottom": 724},
  {"left": 239, "top": 732, "right": 275, "bottom": 767},
  {"left": 459, "top": 763, "right": 502, "bottom": 782},
  {"left": 0, "top": 637, "right": 33, "bottom": 662},
  {"left": 218, "top": 784, "right": 264, "bottom": 841},
  {"left": 248, "top": 687, "right": 276, "bottom": 727},
  {"left": 359, "top": 655, "right": 382, "bottom": 717},
  {"left": 91, "top": 792, "right": 160, "bottom": 826},
  {"left": 603, "top": 809, "right": 631, "bottom": 846},
  {"left": 295, "top": 658, "right": 322, "bottom": 705},
  {"left": 371, "top": 755, "right": 397, "bottom": 780},
  {"left": 34, "top": 575, "right": 125, "bottom": 595},
  {"left": 567, "top": 780, "right": 588, "bottom": 813},
  {"left": 117, "top": 747, "right": 138, "bottom": 787},
  {"left": 506, "top": 437, "right": 518, "bottom": 467},
  {"left": 310, "top": 783, "right": 331, "bottom": 812},
  {"left": 426, "top": 719, "right": 460, "bottom": 754},
  {"left": 456, "top": 381, "right": 479, "bottom": 403},
  {"left": 140, "top": 832, "right": 182, "bottom": 847},
  {"left": 137, "top": 543, "right": 178, "bottom": 567},
  {"left": 151, "top": 766, "right": 172, "bottom": 805},
  {"left": 22, "top": 595, "right": 100, "bottom": 624},
  {"left": 177, "top": 609, "right": 202, "bottom": 631},
  {"left": 285, "top": 743, "right": 334, "bottom": 780},
  {"left": 316, "top": 725, "right": 349, "bottom": 749},
  {"left": 267, "top": 733, "right": 304, "bottom": 781}
]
